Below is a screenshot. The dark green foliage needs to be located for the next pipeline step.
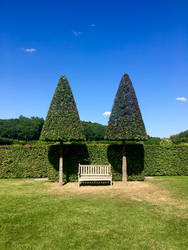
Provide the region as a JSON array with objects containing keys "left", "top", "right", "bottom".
[
  {"left": 82, "top": 121, "right": 106, "bottom": 140},
  {"left": 170, "top": 130, "right": 188, "bottom": 144},
  {"left": 0, "top": 137, "right": 23, "bottom": 145},
  {"left": 0, "top": 117, "right": 106, "bottom": 142},
  {"left": 144, "top": 145, "right": 188, "bottom": 176},
  {"left": 40, "top": 76, "right": 85, "bottom": 141},
  {"left": 107, "top": 144, "right": 144, "bottom": 181},
  {"left": 0, "top": 144, "right": 144, "bottom": 181},
  {"left": 0, "top": 116, "right": 44, "bottom": 140},
  {"left": 143, "top": 136, "right": 161, "bottom": 145},
  {"left": 0, "top": 137, "right": 57, "bottom": 146},
  {"left": 1, "top": 144, "right": 187, "bottom": 180},
  {"left": 0, "top": 114, "right": 153, "bottom": 143},
  {"left": 35, "top": 144, "right": 145, "bottom": 182},
  {"left": 0, "top": 146, "right": 48, "bottom": 178},
  {"left": 48, "top": 144, "right": 90, "bottom": 182},
  {"left": 105, "top": 74, "right": 147, "bottom": 140}
]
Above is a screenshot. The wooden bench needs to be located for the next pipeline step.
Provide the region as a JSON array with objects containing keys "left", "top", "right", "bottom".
[{"left": 78, "top": 164, "right": 112, "bottom": 187}]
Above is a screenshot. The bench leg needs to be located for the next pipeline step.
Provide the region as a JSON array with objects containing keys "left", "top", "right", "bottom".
[{"left": 110, "top": 179, "right": 112, "bottom": 186}]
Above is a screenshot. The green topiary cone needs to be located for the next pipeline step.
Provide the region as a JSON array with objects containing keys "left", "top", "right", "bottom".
[
  {"left": 105, "top": 73, "right": 147, "bottom": 141},
  {"left": 40, "top": 75, "right": 85, "bottom": 142}
]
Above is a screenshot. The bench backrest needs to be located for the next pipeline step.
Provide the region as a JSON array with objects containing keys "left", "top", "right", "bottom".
[{"left": 79, "top": 164, "right": 111, "bottom": 175}]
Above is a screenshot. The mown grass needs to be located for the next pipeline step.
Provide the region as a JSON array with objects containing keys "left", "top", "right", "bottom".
[
  {"left": 147, "top": 176, "right": 188, "bottom": 200},
  {"left": 0, "top": 177, "right": 187, "bottom": 250}
]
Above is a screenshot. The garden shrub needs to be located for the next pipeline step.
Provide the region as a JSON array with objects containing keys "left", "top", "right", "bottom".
[
  {"left": 0, "top": 146, "right": 48, "bottom": 178},
  {"left": 144, "top": 145, "right": 188, "bottom": 176},
  {"left": 40, "top": 76, "right": 85, "bottom": 141},
  {"left": 0, "top": 144, "right": 187, "bottom": 180},
  {"left": 105, "top": 74, "right": 147, "bottom": 141}
]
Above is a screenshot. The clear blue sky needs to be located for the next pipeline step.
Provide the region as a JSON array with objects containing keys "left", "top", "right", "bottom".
[{"left": 1, "top": 0, "right": 188, "bottom": 138}]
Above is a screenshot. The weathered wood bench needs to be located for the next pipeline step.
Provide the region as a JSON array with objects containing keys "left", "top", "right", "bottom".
[{"left": 78, "top": 164, "right": 112, "bottom": 187}]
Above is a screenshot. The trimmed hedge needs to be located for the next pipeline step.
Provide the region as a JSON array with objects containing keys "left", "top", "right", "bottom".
[
  {"left": 0, "top": 144, "right": 188, "bottom": 181},
  {"left": 0, "top": 146, "right": 48, "bottom": 178},
  {"left": 144, "top": 145, "right": 188, "bottom": 176}
]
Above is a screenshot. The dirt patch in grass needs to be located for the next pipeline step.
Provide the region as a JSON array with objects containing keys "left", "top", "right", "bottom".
[
  {"left": 47, "top": 181, "right": 188, "bottom": 217},
  {"left": 47, "top": 181, "right": 172, "bottom": 203}
]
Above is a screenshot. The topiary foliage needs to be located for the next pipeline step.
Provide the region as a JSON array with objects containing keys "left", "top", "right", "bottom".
[
  {"left": 40, "top": 76, "right": 85, "bottom": 141},
  {"left": 105, "top": 74, "right": 147, "bottom": 140}
]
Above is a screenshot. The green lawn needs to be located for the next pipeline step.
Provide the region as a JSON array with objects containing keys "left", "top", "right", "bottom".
[{"left": 0, "top": 177, "right": 187, "bottom": 250}]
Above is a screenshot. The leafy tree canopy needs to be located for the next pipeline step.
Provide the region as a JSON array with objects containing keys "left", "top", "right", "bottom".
[
  {"left": 82, "top": 121, "right": 106, "bottom": 141},
  {"left": 0, "top": 118, "right": 106, "bottom": 142},
  {"left": 0, "top": 116, "right": 44, "bottom": 141},
  {"left": 0, "top": 115, "right": 164, "bottom": 145},
  {"left": 170, "top": 130, "right": 188, "bottom": 144},
  {"left": 105, "top": 74, "right": 147, "bottom": 141},
  {"left": 40, "top": 76, "right": 85, "bottom": 141}
]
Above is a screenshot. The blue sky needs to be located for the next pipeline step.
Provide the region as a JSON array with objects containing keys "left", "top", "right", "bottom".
[{"left": 1, "top": 0, "right": 188, "bottom": 137}]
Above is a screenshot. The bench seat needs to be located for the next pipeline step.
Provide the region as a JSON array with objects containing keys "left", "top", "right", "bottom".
[{"left": 78, "top": 164, "right": 112, "bottom": 187}]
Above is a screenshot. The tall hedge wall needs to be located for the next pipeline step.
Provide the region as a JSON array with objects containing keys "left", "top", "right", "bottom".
[
  {"left": 0, "top": 144, "right": 188, "bottom": 181},
  {"left": 144, "top": 145, "right": 188, "bottom": 176},
  {"left": 0, "top": 146, "right": 48, "bottom": 178}
]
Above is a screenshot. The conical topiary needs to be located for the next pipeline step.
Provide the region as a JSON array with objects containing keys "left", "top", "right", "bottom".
[
  {"left": 105, "top": 74, "right": 147, "bottom": 141},
  {"left": 40, "top": 75, "right": 85, "bottom": 142},
  {"left": 40, "top": 75, "right": 85, "bottom": 185},
  {"left": 105, "top": 73, "right": 147, "bottom": 183}
]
